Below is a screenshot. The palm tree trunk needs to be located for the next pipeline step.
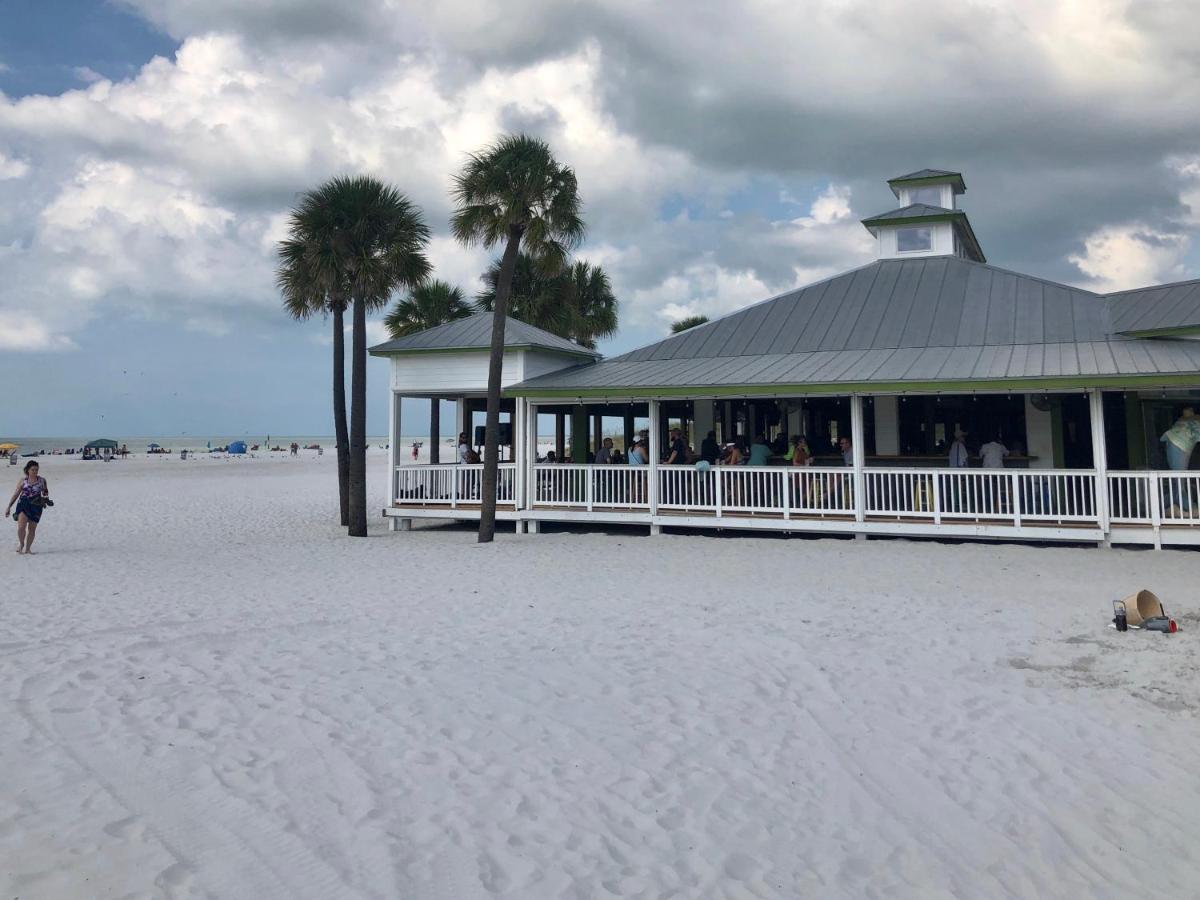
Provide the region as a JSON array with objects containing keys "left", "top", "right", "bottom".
[
  {"left": 479, "top": 225, "right": 523, "bottom": 543},
  {"left": 348, "top": 294, "right": 369, "bottom": 537},
  {"left": 429, "top": 400, "right": 440, "bottom": 465},
  {"left": 332, "top": 306, "right": 350, "bottom": 527}
]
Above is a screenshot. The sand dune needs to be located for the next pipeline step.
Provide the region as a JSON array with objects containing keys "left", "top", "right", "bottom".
[{"left": 2, "top": 452, "right": 1198, "bottom": 898}]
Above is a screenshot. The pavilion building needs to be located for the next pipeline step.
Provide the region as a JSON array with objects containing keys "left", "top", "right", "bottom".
[{"left": 371, "top": 169, "right": 1200, "bottom": 547}]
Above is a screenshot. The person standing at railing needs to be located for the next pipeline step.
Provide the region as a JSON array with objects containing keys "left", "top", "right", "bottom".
[
  {"left": 664, "top": 428, "right": 687, "bottom": 465},
  {"left": 595, "top": 437, "right": 613, "bottom": 465},
  {"left": 626, "top": 441, "right": 646, "bottom": 465},
  {"left": 700, "top": 431, "right": 721, "bottom": 466},
  {"left": 790, "top": 435, "right": 811, "bottom": 507},
  {"left": 1161, "top": 408, "right": 1200, "bottom": 471},
  {"left": 949, "top": 428, "right": 970, "bottom": 468},
  {"left": 748, "top": 434, "right": 771, "bottom": 466},
  {"left": 457, "top": 432, "right": 472, "bottom": 464},
  {"left": 979, "top": 435, "right": 1011, "bottom": 513}
]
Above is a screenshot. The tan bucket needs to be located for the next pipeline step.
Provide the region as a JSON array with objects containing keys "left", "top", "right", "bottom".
[{"left": 1120, "top": 590, "right": 1165, "bottom": 627}]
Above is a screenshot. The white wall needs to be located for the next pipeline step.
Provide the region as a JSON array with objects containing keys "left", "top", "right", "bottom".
[
  {"left": 1024, "top": 396, "right": 1055, "bottom": 469},
  {"left": 874, "top": 396, "right": 899, "bottom": 455},
  {"left": 389, "top": 348, "right": 585, "bottom": 394}
]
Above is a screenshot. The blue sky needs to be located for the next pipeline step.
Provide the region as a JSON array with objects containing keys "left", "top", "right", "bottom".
[{"left": 2, "top": 1, "right": 1199, "bottom": 437}]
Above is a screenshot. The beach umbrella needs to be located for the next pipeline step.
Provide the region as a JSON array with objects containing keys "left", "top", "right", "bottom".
[
  {"left": 227, "top": 440, "right": 247, "bottom": 454},
  {"left": 0, "top": 443, "right": 18, "bottom": 451},
  {"left": 148, "top": 443, "right": 162, "bottom": 449}
]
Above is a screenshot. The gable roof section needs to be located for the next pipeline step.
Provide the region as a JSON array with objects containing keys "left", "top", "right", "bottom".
[
  {"left": 369, "top": 312, "right": 599, "bottom": 359},
  {"left": 1107, "top": 277, "right": 1200, "bottom": 337}
]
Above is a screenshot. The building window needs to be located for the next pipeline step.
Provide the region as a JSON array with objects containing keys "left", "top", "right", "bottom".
[
  {"left": 896, "top": 226, "right": 933, "bottom": 252},
  {"left": 909, "top": 186, "right": 943, "bottom": 207}
]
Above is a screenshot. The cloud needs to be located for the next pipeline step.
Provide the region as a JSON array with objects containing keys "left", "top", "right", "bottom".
[
  {"left": 0, "top": 311, "right": 77, "bottom": 351},
  {"left": 73, "top": 66, "right": 105, "bottom": 84},
  {"left": 1069, "top": 224, "right": 1190, "bottom": 292},
  {"left": 0, "top": 153, "right": 29, "bottom": 179},
  {"left": 3, "top": 0, "right": 1200, "bottom": 359}
]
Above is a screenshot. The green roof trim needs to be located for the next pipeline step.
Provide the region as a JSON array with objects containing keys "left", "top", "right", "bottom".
[
  {"left": 861, "top": 211, "right": 964, "bottom": 228},
  {"left": 508, "top": 372, "right": 1200, "bottom": 400}
]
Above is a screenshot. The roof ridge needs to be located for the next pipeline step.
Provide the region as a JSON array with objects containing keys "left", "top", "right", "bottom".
[{"left": 1106, "top": 275, "right": 1200, "bottom": 297}]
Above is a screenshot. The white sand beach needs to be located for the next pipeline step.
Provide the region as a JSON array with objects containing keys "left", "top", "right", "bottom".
[{"left": 3, "top": 452, "right": 1199, "bottom": 898}]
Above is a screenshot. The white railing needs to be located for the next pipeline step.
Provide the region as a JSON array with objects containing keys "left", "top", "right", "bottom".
[
  {"left": 393, "top": 463, "right": 515, "bottom": 507},
  {"left": 531, "top": 464, "right": 650, "bottom": 509},
  {"left": 656, "top": 466, "right": 854, "bottom": 518},
  {"left": 1108, "top": 471, "right": 1200, "bottom": 526},
  {"left": 864, "top": 469, "right": 1097, "bottom": 525}
]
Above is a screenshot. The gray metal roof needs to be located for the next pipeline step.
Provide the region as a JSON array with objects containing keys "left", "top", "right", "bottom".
[
  {"left": 861, "top": 203, "right": 957, "bottom": 224},
  {"left": 1107, "top": 278, "right": 1200, "bottom": 335},
  {"left": 889, "top": 168, "right": 962, "bottom": 182},
  {"left": 509, "top": 257, "right": 1200, "bottom": 395},
  {"left": 369, "top": 312, "right": 599, "bottom": 358}
]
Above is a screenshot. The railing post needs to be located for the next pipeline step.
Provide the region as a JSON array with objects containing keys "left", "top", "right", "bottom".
[
  {"left": 451, "top": 466, "right": 458, "bottom": 509},
  {"left": 1150, "top": 472, "right": 1162, "bottom": 548},
  {"left": 780, "top": 469, "right": 790, "bottom": 520},
  {"left": 932, "top": 471, "right": 942, "bottom": 525},
  {"left": 1011, "top": 471, "right": 1022, "bottom": 529},
  {"left": 586, "top": 464, "right": 594, "bottom": 512},
  {"left": 715, "top": 465, "right": 723, "bottom": 518},
  {"left": 1089, "top": 389, "right": 1109, "bottom": 536}
]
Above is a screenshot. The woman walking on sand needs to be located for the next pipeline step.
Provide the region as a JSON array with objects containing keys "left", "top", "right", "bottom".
[{"left": 5, "top": 460, "right": 51, "bottom": 554}]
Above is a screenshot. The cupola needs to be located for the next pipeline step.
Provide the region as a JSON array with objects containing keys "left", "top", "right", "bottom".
[{"left": 861, "top": 169, "right": 985, "bottom": 263}]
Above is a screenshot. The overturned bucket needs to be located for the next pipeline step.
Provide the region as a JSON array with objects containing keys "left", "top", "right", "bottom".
[{"left": 1120, "top": 590, "right": 1165, "bottom": 627}]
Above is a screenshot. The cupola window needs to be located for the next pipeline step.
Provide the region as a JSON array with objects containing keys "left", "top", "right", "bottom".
[
  {"left": 909, "top": 186, "right": 943, "bottom": 207},
  {"left": 896, "top": 226, "right": 933, "bottom": 252}
]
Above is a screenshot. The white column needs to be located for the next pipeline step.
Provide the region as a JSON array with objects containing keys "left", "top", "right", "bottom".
[
  {"left": 526, "top": 402, "right": 538, "bottom": 511},
  {"left": 455, "top": 398, "right": 467, "bottom": 446},
  {"left": 1089, "top": 389, "right": 1110, "bottom": 538},
  {"left": 513, "top": 398, "right": 525, "bottom": 511},
  {"left": 1024, "top": 395, "right": 1054, "bottom": 469},
  {"left": 850, "top": 395, "right": 866, "bottom": 532},
  {"left": 648, "top": 399, "right": 661, "bottom": 523},
  {"left": 388, "top": 391, "right": 402, "bottom": 529}
]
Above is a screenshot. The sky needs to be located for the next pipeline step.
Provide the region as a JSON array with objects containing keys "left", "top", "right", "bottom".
[{"left": 2, "top": 0, "right": 1200, "bottom": 437}]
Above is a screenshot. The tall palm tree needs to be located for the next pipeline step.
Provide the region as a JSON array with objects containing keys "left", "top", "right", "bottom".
[
  {"left": 284, "top": 175, "right": 430, "bottom": 537},
  {"left": 476, "top": 256, "right": 617, "bottom": 349},
  {"left": 384, "top": 280, "right": 470, "bottom": 464},
  {"left": 671, "top": 314, "right": 709, "bottom": 334},
  {"left": 451, "top": 134, "right": 584, "bottom": 543},
  {"left": 277, "top": 225, "right": 353, "bottom": 525},
  {"left": 564, "top": 261, "right": 618, "bottom": 349}
]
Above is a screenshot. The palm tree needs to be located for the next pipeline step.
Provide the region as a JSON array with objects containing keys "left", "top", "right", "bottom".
[
  {"left": 384, "top": 280, "right": 470, "bottom": 464},
  {"left": 283, "top": 175, "right": 430, "bottom": 537},
  {"left": 277, "top": 224, "right": 354, "bottom": 526},
  {"left": 564, "top": 261, "right": 617, "bottom": 349},
  {"left": 671, "top": 314, "right": 709, "bottom": 334},
  {"left": 476, "top": 252, "right": 574, "bottom": 338},
  {"left": 451, "top": 134, "right": 584, "bottom": 543},
  {"left": 476, "top": 256, "right": 617, "bottom": 349}
]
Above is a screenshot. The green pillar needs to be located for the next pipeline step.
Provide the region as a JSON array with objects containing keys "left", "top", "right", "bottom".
[
  {"left": 1125, "top": 394, "right": 1146, "bottom": 469},
  {"left": 571, "top": 405, "right": 589, "bottom": 463}
]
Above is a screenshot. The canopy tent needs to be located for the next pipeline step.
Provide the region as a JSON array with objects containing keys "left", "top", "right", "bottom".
[
  {"left": 148, "top": 442, "right": 162, "bottom": 449},
  {"left": 85, "top": 439, "right": 119, "bottom": 450},
  {"left": 227, "top": 441, "right": 247, "bottom": 454}
]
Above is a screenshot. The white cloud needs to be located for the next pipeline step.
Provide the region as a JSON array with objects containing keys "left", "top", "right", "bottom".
[
  {"left": 1069, "top": 224, "right": 1190, "bottom": 292},
  {"left": 73, "top": 66, "right": 105, "bottom": 84},
  {"left": 0, "top": 311, "right": 77, "bottom": 351},
  {"left": 0, "top": 153, "right": 29, "bottom": 179}
]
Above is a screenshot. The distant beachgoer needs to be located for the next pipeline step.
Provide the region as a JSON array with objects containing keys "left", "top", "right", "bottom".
[
  {"left": 411, "top": 442, "right": 420, "bottom": 461},
  {"left": 700, "top": 431, "right": 720, "bottom": 465},
  {"left": 6, "top": 460, "right": 51, "bottom": 554},
  {"left": 545, "top": 450, "right": 558, "bottom": 464}
]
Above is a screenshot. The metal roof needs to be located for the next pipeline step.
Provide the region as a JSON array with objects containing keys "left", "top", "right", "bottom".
[
  {"left": 1107, "top": 278, "right": 1200, "bottom": 335},
  {"left": 861, "top": 203, "right": 957, "bottom": 224},
  {"left": 368, "top": 312, "right": 599, "bottom": 359},
  {"left": 887, "top": 169, "right": 966, "bottom": 194},
  {"left": 508, "top": 257, "right": 1200, "bottom": 395}
]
